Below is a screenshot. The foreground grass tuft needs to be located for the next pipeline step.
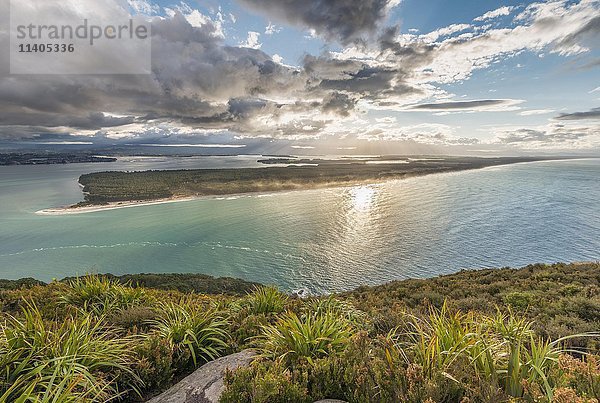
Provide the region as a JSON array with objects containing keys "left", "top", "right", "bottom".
[
  {"left": 257, "top": 310, "right": 353, "bottom": 365},
  {"left": 0, "top": 262, "right": 598, "bottom": 402},
  {"left": 244, "top": 286, "right": 289, "bottom": 315},
  {"left": 0, "top": 302, "right": 139, "bottom": 402},
  {"left": 151, "top": 301, "right": 229, "bottom": 368},
  {"left": 61, "top": 274, "right": 151, "bottom": 315}
]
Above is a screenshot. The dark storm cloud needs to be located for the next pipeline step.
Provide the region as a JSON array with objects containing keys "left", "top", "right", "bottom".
[
  {"left": 319, "top": 67, "right": 396, "bottom": 93},
  {"left": 378, "top": 25, "right": 437, "bottom": 64},
  {"left": 303, "top": 55, "right": 364, "bottom": 80},
  {"left": 0, "top": 12, "right": 311, "bottom": 139},
  {"left": 303, "top": 54, "right": 421, "bottom": 102},
  {"left": 321, "top": 92, "right": 358, "bottom": 116},
  {"left": 0, "top": 109, "right": 137, "bottom": 130},
  {"left": 237, "top": 0, "right": 398, "bottom": 44},
  {"left": 555, "top": 107, "right": 600, "bottom": 121},
  {"left": 150, "top": 14, "right": 304, "bottom": 101}
]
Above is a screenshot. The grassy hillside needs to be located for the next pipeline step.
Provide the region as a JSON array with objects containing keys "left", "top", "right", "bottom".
[
  {"left": 0, "top": 262, "right": 598, "bottom": 402},
  {"left": 345, "top": 262, "right": 600, "bottom": 345}
]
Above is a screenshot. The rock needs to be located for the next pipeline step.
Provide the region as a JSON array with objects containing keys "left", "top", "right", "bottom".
[
  {"left": 147, "top": 350, "right": 256, "bottom": 403},
  {"left": 292, "top": 288, "right": 310, "bottom": 299}
]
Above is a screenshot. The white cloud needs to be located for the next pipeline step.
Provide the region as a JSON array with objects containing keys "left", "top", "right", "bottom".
[
  {"left": 375, "top": 117, "right": 396, "bottom": 123},
  {"left": 519, "top": 109, "right": 555, "bottom": 116},
  {"left": 304, "top": 29, "right": 319, "bottom": 40},
  {"left": 421, "top": 23, "right": 471, "bottom": 42},
  {"left": 127, "top": 0, "right": 159, "bottom": 15},
  {"left": 590, "top": 86, "right": 600, "bottom": 93},
  {"left": 265, "top": 21, "right": 281, "bottom": 35},
  {"left": 474, "top": 6, "right": 514, "bottom": 22},
  {"left": 402, "top": 0, "right": 599, "bottom": 85},
  {"left": 164, "top": 5, "right": 225, "bottom": 38},
  {"left": 240, "top": 31, "right": 262, "bottom": 49},
  {"left": 492, "top": 122, "right": 600, "bottom": 149},
  {"left": 319, "top": 117, "right": 479, "bottom": 145},
  {"left": 272, "top": 54, "right": 284, "bottom": 64}
]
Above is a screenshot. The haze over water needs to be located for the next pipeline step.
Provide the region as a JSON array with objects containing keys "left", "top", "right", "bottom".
[{"left": 0, "top": 157, "right": 598, "bottom": 294}]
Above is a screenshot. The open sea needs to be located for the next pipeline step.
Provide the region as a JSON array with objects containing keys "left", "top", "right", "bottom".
[{"left": 0, "top": 157, "right": 598, "bottom": 293}]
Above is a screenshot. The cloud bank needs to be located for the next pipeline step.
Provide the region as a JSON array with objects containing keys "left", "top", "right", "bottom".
[
  {"left": 0, "top": 0, "right": 599, "bottom": 151},
  {"left": 237, "top": 0, "right": 400, "bottom": 44}
]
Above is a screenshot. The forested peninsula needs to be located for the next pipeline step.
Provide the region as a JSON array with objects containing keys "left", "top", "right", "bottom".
[{"left": 70, "top": 156, "right": 559, "bottom": 208}]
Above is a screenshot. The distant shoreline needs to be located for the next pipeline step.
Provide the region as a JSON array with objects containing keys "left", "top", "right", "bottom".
[
  {"left": 35, "top": 175, "right": 419, "bottom": 215},
  {"left": 35, "top": 156, "right": 582, "bottom": 215},
  {"left": 36, "top": 196, "right": 200, "bottom": 215}
]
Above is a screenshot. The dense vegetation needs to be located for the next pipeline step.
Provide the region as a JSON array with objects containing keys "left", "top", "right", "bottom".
[
  {"left": 75, "top": 156, "right": 548, "bottom": 205},
  {"left": 0, "top": 262, "right": 598, "bottom": 402},
  {"left": 0, "top": 152, "right": 116, "bottom": 165},
  {"left": 65, "top": 272, "right": 260, "bottom": 296}
]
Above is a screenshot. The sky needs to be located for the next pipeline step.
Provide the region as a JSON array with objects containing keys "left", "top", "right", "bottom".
[{"left": 0, "top": 0, "right": 599, "bottom": 155}]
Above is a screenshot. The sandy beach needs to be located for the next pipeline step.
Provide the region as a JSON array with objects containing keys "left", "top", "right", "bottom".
[
  {"left": 34, "top": 179, "right": 389, "bottom": 216},
  {"left": 35, "top": 196, "right": 200, "bottom": 216}
]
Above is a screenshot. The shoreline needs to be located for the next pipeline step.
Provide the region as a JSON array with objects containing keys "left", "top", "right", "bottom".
[
  {"left": 35, "top": 178, "right": 393, "bottom": 215},
  {"left": 0, "top": 261, "right": 597, "bottom": 294},
  {"left": 35, "top": 196, "right": 201, "bottom": 215},
  {"left": 35, "top": 157, "right": 586, "bottom": 216}
]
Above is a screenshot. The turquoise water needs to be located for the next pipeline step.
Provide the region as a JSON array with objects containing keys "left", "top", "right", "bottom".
[{"left": 0, "top": 157, "right": 598, "bottom": 293}]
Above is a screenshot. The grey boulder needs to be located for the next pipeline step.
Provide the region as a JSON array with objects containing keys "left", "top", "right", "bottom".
[{"left": 147, "top": 349, "right": 256, "bottom": 403}]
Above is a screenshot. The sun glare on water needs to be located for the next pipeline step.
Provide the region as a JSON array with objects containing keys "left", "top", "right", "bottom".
[{"left": 349, "top": 185, "right": 377, "bottom": 212}]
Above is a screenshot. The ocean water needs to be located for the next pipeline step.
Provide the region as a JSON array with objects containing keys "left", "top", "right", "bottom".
[{"left": 0, "top": 157, "right": 598, "bottom": 293}]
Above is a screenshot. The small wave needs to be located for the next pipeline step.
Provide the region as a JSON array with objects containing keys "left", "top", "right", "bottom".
[
  {"left": 0, "top": 241, "right": 182, "bottom": 257},
  {"left": 0, "top": 240, "right": 307, "bottom": 263},
  {"left": 200, "top": 241, "right": 306, "bottom": 262}
]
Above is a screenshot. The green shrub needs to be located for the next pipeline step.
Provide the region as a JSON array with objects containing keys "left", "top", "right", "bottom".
[
  {"left": 503, "top": 291, "right": 536, "bottom": 309},
  {"left": 107, "top": 305, "right": 158, "bottom": 331},
  {"left": 151, "top": 301, "right": 229, "bottom": 369},
  {"left": 306, "top": 332, "right": 378, "bottom": 402},
  {"left": 0, "top": 262, "right": 599, "bottom": 402},
  {"left": 556, "top": 354, "right": 600, "bottom": 399},
  {"left": 224, "top": 332, "right": 463, "bottom": 403},
  {"left": 221, "top": 361, "right": 310, "bottom": 403},
  {"left": 245, "top": 286, "right": 288, "bottom": 315},
  {"left": 562, "top": 297, "right": 600, "bottom": 322},
  {"left": 0, "top": 282, "right": 68, "bottom": 318},
  {"left": 560, "top": 284, "right": 583, "bottom": 297},
  {"left": 0, "top": 301, "right": 139, "bottom": 402},
  {"left": 134, "top": 334, "right": 174, "bottom": 394},
  {"left": 304, "top": 296, "right": 368, "bottom": 329},
  {"left": 257, "top": 311, "right": 352, "bottom": 365},
  {"left": 229, "top": 312, "right": 271, "bottom": 349},
  {"left": 385, "top": 304, "right": 599, "bottom": 401},
  {"left": 61, "top": 274, "right": 151, "bottom": 315}
]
